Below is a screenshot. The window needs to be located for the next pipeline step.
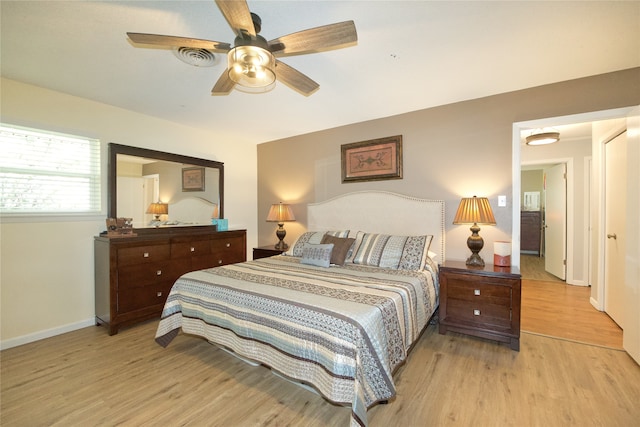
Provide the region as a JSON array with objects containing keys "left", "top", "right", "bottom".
[{"left": 0, "top": 124, "right": 101, "bottom": 215}]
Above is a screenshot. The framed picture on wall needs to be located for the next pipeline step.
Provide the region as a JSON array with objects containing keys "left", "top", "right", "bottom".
[
  {"left": 182, "top": 167, "right": 205, "bottom": 191},
  {"left": 341, "top": 135, "right": 403, "bottom": 183}
]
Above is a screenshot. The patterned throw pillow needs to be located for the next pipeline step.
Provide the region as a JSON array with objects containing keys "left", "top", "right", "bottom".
[
  {"left": 351, "top": 232, "right": 433, "bottom": 270},
  {"left": 397, "top": 235, "right": 433, "bottom": 270},
  {"left": 286, "top": 230, "right": 349, "bottom": 257},
  {"left": 320, "top": 234, "right": 356, "bottom": 265},
  {"left": 300, "top": 243, "right": 334, "bottom": 268}
]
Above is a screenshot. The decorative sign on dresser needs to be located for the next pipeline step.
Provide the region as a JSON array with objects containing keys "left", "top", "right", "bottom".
[
  {"left": 438, "top": 260, "right": 522, "bottom": 351},
  {"left": 94, "top": 227, "right": 246, "bottom": 335}
]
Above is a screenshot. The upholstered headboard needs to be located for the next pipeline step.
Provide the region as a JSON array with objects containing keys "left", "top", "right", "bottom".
[
  {"left": 168, "top": 197, "right": 216, "bottom": 225},
  {"left": 308, "top": 191, "right": 445, "bottom": 261}
]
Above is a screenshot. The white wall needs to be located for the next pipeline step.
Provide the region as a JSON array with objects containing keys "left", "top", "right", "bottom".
[{"left": 0, "top": 78, "right": 258, "bottom": 348}]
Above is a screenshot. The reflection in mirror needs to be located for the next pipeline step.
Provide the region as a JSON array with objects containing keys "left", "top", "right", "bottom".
[{"left": 109, "top": 144, "right": 224, "bottom": 229}]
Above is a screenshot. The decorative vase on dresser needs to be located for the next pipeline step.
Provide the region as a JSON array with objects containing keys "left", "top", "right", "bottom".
[{"left": 94, "top": 227, "right": 246, "bottom": 335}]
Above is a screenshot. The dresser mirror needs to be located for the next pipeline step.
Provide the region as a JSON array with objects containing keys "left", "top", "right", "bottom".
[{"left": 108, "top": 143, "right": 224, "bottom": 229}]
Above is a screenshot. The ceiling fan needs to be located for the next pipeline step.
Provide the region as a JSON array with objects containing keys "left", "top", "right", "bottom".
[{"left": 127, "top": 0, "right": 357, "bottom": 96}]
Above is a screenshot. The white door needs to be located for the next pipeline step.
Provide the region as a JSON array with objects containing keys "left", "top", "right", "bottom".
[
  {"left": 604, "top": 131, "right": 627, "bottom": 328},
  {"left": 623, "top": 107, "right": 640, "bottom": 364},
  {"left": 544, "top": 163, "right": 567, "bottom": 280},
  {"left": 116, "top": 176, "right": 145, "bottom": 227},
  {"left": 604, "top": 131, "right": 627, "bottom": 327}
]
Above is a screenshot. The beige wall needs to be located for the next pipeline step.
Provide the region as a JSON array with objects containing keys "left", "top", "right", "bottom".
[
  {"left": 0, "top": 78, "right": 257, "bottom": 348},
  {"left": 257, "top": 68, "right": 640, "bottom": 263}
]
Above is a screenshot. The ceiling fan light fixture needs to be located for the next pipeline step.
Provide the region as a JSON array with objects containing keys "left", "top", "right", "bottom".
[
  {"left": 526, "top": 131, "right": 560, "bottom": 146},
  {"left": 227, "top": 45, "right": 276, "bottom": 91}
]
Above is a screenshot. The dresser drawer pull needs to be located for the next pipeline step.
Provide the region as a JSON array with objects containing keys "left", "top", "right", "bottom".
[
  {"left": 218, "top": 259, "right": 223, "bottom": 264},
  {"left": 474, "top": 289, "right": 481, "bottom": 296},
  {"left": 473, "top": 309, "right": 481, "bottom": 316},
  {"left": 226, "top": 243, "right": 231, "bottom": 248},
  {"left": 143, "top": 252, "right": 149, "bottom": 258},
  {"left": 157, "top": 292, "right": 162, "bottom": 297},
  {"left": 190, "top": 247, "right": 195, "bottom": 252},
  {"left": 156, "top": 270, "right": 162, "bottom": 276}
]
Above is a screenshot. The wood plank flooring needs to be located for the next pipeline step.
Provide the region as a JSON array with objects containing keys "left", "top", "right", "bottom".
[
  {"left": 521, "top": 279, "right": 623, "bottom": 349},
  {"left": 519, "top": 253, "right": 623, "bottom": 349},
  {"left": 2, "top": 320, "right": 639, "bottom": 427}
]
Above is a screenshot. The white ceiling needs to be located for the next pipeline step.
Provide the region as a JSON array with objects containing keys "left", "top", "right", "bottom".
[{"left": 1, "top": 1, "right": 639, "bottom": 145}]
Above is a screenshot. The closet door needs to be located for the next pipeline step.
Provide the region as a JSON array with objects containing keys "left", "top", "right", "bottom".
[{"left": 604, "top": 131, "right": 627, "bottom": 328}]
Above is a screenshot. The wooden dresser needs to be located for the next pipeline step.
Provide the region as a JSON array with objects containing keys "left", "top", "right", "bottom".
[
  {"left": 521, "top": 210, "right": 542, "bottom": 255},
  {"left": 94, "top": 227, "right": 246, "bottom": 335},
  {"left": 438, "top": 260, "right": 522, "bottom": 351}
]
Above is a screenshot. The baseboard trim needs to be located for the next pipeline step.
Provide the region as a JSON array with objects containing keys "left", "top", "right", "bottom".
[{"left": 0, "top": 318, "right": 96, "bottom": 350}]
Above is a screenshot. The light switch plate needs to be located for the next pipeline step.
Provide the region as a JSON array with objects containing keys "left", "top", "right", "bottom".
[{"left": 498, "top": 195, "right": 507, "bottom": 207}]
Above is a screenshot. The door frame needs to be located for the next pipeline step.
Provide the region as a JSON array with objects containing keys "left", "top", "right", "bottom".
[
  {"left": 521, "top": 158, "right": 573, "bottom": 283},
  {"left": 512, "top": 107, "right": 635, "bottom": 310}
]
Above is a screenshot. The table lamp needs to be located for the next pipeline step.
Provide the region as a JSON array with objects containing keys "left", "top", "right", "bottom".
[
  {"left": 266, "top": 202, "right": 296, "bottom": 250},
  {"left": 453, "top": 196, "right": 496, "bottom": 266}
]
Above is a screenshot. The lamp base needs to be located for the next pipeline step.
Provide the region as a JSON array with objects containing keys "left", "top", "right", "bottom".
[
  {"left": 465, "top": 253, "right": 485, "bottom": 267},
  {"left": 274, "top": 223, "right": 288, "bottom": 251},
  {"left": 274, "top": 240, "right": 289, "bottom": 251},
  {"left": 466, "top": 223, "right": 485, "bottom": 267}
]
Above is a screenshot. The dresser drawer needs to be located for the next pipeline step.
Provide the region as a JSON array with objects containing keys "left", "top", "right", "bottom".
[
  {"left": 211, "top": 236, "right": 245, "bottom": 265},
  {"left": 118, "top": 282, "right": 174, "bottom": 313},
  {"left": 117, "top": 262, "right": 182, "bottom": 288},
  {"left": 172, "top": 239, "right": 211, "bottom": 258},
  {"left": 117, "top": 244, "right": 171, "bottom": 266}
]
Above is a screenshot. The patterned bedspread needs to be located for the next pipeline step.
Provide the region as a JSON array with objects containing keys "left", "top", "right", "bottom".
[{"left": 155, "top": 255, "right": 439, "bottom": 427}]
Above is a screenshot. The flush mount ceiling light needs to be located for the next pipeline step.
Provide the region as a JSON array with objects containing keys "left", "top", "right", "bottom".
[{"left": 526, "top": 131, "right": 560, "bottom": 146}]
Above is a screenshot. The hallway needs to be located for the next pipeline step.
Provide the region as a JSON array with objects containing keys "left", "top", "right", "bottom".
[{"left": 519, "top": 255, "right": 623, "bottom": 349}]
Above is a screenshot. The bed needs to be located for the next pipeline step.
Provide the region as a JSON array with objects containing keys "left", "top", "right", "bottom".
[{"left": 155, "top": 191, "right": 445, "bottom": 426}]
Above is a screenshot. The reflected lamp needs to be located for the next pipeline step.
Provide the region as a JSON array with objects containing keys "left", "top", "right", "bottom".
[{"left": 146, "top": 202, "right": 168, "bottom": 220}]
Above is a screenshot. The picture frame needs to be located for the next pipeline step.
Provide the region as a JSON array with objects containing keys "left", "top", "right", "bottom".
[
  {"left": 341, "top": 135, "right": 403, "bottom": 183},
  {"left": 182, "top": 167, "right": 205, "bottom": 192}
]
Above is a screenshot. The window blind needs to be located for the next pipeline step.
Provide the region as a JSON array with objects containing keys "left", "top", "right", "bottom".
[{"left": 0, "top": 124, "right": 101, "bottom": 214}]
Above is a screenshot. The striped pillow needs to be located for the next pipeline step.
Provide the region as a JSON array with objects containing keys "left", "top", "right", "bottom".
[{"left": 350, "top": 232, "right": 433, "bottom": 270}]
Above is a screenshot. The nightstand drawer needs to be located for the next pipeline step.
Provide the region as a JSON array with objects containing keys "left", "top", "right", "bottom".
[
  {"left": 446, "top": 299, "right": 512, "bottom": 329},
  {"left": 447, "top": 280, "right": 511, "bottom": 304}
]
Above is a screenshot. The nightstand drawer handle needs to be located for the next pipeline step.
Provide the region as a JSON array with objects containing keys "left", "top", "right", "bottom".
[
  {"left": 218, "top": 259, "right": 223, "bottom": 264},
  {"left": 226, "top": 243, "right": 231, "bottom": 248},
  {"left": 190, "top": 247, "right": 195, "bottom": 252},
  {"left": 474, "top": 289, "right": 481, "bottom": 296},
  {"left": 473, "top": 309, "right": 481, "bottom": 316},
  {"left": 143, "top": 252, "right": 149, "bottom": 258},
  {"left": 156, "top": 270, "right": 162, "bottom": 276},
  {"left": 157, "top": 291, "right": 162, "bottom": 297}
]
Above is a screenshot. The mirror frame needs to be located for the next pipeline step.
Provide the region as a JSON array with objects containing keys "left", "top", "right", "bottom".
[{"left": 108, "top": 143, "right": 224, "bottom": 227}]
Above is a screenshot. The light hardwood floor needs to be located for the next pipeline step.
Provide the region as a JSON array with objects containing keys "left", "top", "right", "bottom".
[
  {"left": 519, "top": 253, "right": 623, "bottom": 349},
  {"left": 2, "top": 316, "right": 639, "bottom": 425}
]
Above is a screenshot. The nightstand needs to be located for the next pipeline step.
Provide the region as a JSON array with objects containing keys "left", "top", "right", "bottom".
[
  {"left": 253, "top": 246, "right": 285, "bottom": 260},
  {"left": 438, "top": 260, "right": 522, "bottom": 351}
]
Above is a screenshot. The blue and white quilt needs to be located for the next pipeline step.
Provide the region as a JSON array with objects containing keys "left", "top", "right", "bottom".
[{"left": 156, "top": 255, "right": 439, "bottom": 427}]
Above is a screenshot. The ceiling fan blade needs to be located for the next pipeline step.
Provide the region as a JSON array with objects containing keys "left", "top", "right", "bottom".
[
  {"left": 268, "top": 21, "right": 357, "bottom": 56},
  {"left": 275, "top": 60, "right": 319, "bottom": 96},
  {"left": 211, "top": 69, "right": 235, "bottom": 96},
  {"left": 215, "top": 0, "right": 255, "bottom": 38},
  {"left": 127, "top": 33, "right": 231, "bottom": 53}
]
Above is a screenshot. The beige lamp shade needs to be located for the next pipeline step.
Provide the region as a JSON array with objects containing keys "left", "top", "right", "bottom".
[
  {"left": 266, "top": 203, "right": 295, "bottom": 223},
  {"left": 146, "top": 202, "right": 168, "bottom": 220},
  {"left": 453, "top": 196, "right": 496, "bottom": 225}
]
